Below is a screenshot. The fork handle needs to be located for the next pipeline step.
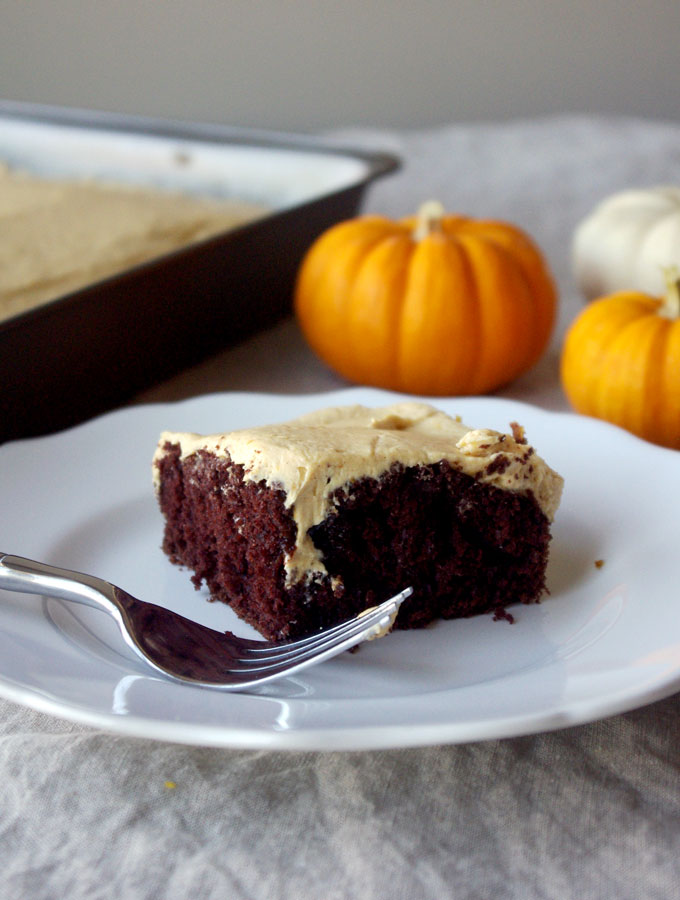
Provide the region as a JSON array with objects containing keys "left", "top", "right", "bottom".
[{"left": 0, "top": 553, "right": 115, "bottom": 611}]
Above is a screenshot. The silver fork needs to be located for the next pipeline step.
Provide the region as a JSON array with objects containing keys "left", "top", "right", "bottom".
[{"left": 0, "top": 553, "right": 412, "bottom": 691}]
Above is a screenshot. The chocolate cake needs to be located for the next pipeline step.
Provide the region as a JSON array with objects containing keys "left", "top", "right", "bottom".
[{"left": 153, "top": 402, "right": 563, "bottom": 640}]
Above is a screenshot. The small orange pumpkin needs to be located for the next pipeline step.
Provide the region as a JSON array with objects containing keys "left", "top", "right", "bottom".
[
  {"left": 294, "top": 201, "right": 557, "bottom": 395},
  {"left": 561, "top": 269, "right": 680, "bottom": 449}
]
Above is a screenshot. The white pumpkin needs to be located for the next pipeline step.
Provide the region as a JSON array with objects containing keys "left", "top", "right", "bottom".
[{"left": 572, "top": 186, "right": 680, "bottom": 300}]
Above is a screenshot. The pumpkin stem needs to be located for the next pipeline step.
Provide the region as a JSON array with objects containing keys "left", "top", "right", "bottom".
[
  {"left": 413, "top": 200, "right": 445, "bottom": 241},
  {"left": 660, "top": 266, "right": 680, "bottom": 319}
]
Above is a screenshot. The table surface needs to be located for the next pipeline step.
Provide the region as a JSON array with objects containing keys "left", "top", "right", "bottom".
[{"left": 3, "top": 114, "right": 679, "bottom": 900}]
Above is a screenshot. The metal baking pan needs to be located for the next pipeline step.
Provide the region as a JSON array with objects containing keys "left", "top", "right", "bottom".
[{"left": 0, "top": 101, "right": 398, "bottom": 443}]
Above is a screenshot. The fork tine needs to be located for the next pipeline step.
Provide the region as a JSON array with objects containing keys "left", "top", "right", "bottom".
[
  {"left": 223, "top": 603, "right": 406, "bottom": 683},
  {"left": 231, "top": 588, "right": 413, "bottom": 673},
  {"left": 242, "top": 587, "right": 414, "bottom": 661},
  {"left": 240, "top": 589, "right": 410, "bottom": 662}
]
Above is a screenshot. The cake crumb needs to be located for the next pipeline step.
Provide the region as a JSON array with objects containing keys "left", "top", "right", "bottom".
[
  {"left": 594, "top": 559, "right": 605, "bottom": 569},
  {"left": 492, "top": 606, "right": 515, "bottom": 624},
  {"left": 510, "top": 422, "right": 527, "bottom": 444}
]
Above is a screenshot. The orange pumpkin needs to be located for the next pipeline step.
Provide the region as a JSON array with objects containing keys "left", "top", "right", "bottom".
[
  {"left": 561, "top": 269, "right": 680, "bottom": 449},
  {"left": 294, "top": 202, "right": 557, "bottom": 396}
]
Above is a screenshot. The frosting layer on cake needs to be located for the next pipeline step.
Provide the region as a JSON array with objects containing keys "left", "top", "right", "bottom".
[{"left": 153, "top": 402, "right": 563, "bottom": 583}]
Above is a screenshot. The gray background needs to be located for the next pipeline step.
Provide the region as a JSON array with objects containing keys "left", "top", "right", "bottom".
[{"left": 1, "top": 0, "right": 678, "bottom": 131}]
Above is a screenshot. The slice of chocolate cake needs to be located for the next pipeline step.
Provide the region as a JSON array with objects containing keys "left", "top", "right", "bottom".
[{"left": 153, "top": 402, "right": 563, "bottom": 640}]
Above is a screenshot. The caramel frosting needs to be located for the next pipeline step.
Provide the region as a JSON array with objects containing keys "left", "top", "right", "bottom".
[
  {"left": 0, "top": 163, "right": 265, "bottom": 322},
  {"left": 154, "top": 402, "right": 564, "bottom": 584}
]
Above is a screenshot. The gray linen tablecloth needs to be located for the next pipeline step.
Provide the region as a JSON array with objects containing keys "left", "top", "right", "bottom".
[{"left": 2, "top": 116, "right": 679, "bottom": 899}]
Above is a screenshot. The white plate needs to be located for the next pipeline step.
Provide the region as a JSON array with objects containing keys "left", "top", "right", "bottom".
[{"left": 1, "top": 388, "right": 678, "bottom": 750}]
